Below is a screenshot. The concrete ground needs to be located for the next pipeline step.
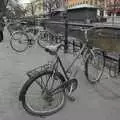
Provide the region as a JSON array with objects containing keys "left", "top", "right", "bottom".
[{"left": 0, "top": 27, "right": 120, "bottom": 120}]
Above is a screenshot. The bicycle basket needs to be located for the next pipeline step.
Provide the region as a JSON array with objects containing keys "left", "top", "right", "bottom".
[{"left": 26, "top": 61, "right": 53, "bottom": 78}]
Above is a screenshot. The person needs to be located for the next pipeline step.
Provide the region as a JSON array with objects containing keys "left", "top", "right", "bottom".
[
  {"left": 0, "top": 0, "right": 8, "bottom": 42},
  {"left": 0, "top": 15, "right": 5, "bottom": 42}
]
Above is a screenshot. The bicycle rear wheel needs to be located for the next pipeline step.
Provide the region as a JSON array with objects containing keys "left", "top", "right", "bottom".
[
  {"left": 37, "top": 31, "right": 50, "bottom": 48},
  {"left": 85, "top": 49, "right": 105, "bottom": 84},
  {"left": 10, "top": 31, "right": 29, "bottom": 52},
  {"left": 19, "top": 70, "right": 66, "bottom": 116}
]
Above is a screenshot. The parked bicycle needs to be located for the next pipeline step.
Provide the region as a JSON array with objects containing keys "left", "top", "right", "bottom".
[
  {"left": 70, "top": 27, "right": 105, "bottom": 83},
  {"left": 9, "top": 24, "right": 51, "bottom": 52},
  {"left": 100, "top": 52, "right": 120, "bottom": 78},
  {"left": 19, "top": 26, "right": 104, "bottom": 116}
]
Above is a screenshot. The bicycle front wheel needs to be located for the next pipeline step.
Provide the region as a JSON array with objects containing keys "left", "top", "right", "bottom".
[
  {"left": 85, "top": 49, "right": 105, "bottom": 84},
  {"left": 19, "top": 70, "right": 66, "bottom": 116},
  {"left": 10, "top": 31, "right": 29, "bottom": 52}
]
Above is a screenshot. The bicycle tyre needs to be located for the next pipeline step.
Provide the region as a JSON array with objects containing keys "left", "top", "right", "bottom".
[
  {"left": 19, "top": 70, "right": 66, "bottom": 116},
  {"left": 85, "top": 49, "right": 105, "bottom": 84},
  {"left": 37, "top": 31, "right": 49, "bottom": 48},
  {"left": 10, "top": 31, "right": 29, "bottom": 52}
]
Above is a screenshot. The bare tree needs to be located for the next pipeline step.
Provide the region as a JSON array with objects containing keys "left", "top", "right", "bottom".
[
  {"left": 24, "top": 0, "right": 43, "bottom": 16},
  {"left": 8, "top": 0, "right": 26, "bottom": 17},
  {"left": 0, "top": 0, "right": 9, "bottom": 16},
  {"left": 43, "top": 0, "right": 62, "bottom": 14},
  {"left": 107, "top": 0, "right": 120, "bottom": 23}
]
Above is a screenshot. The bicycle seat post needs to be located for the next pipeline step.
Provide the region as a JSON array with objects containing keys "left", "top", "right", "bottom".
[{"left": 84, "top": 30, "right": 88, "bottom": 42}]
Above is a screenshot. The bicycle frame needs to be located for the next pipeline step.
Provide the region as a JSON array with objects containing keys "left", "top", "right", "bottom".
[
  {"left": 26, "top": 26, "right": 45, "bottom": 41},
  {"left": 52, "top": 43, "right": 89, "bottom": 81}
]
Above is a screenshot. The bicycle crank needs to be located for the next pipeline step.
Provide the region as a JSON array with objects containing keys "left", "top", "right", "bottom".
[
  {"left": 50, "top": 79, "right": 78, "bottom": 94},
  {"left": 66, "top": 78, "right": 78, "bottom": 93},
  {"left": 49, "top": 79, "right": 78, "bottom": 102},
  {"left": 64, "top": 78, "right": 78, "bottom": 102}
]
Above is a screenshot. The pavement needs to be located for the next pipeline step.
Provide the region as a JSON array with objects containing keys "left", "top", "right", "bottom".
[{"left": 0, "top": 27, "right": 120, "bottom": 120}]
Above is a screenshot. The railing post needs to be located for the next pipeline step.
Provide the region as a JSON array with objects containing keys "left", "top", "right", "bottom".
[
  {"left": 118, "top": 55, "right": 120, "bottom": 73},
  {"left": 73, "top": 40, "right": 75, "bottom": 54}
]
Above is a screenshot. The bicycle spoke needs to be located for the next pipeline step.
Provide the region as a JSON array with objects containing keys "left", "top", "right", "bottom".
[
  {"left": 35, "top": 80, "right": 44, "bottom": 90},
  {"left": 22, "top": 71, "right": 65, "bottom": 116},
  {"left": 45, "top": 74, "right": 51, "bottom": 89},
  {"left": 40, "top": 76, "right": 46, "bottom": 88},
  {"left": 51, "top": 88, "right": 64, "bottom": 96}
]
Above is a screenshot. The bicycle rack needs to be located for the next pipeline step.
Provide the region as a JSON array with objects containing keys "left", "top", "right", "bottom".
[{"left": 104, "top": 53, "right": 120, "bottom": 77}]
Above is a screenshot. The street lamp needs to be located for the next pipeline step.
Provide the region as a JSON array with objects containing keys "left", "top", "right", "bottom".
[
  {"left": 112, "top": 0, "right": 117, "bottom": 24},
  {"left": 63, "top": 0, "right": 68, "bottom": 53}
]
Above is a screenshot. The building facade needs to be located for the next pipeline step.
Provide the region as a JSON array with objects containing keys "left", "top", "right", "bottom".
[
  {"left": 66, "top": 0, "right": 106, "bottom": 17},
  {"left": 66, "top": 0, "right": 103, "bottom": 8},
  {"left": 106, "top": 0, "right": 120, "bottom": 16}
]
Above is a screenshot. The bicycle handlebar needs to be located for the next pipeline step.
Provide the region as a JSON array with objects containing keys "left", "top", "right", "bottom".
[
  {"left": 70, "top": 26, "right": 99, "bottom": 42},
  {"left": 70, "top": 26, "right": 99, "bottom": 32}
]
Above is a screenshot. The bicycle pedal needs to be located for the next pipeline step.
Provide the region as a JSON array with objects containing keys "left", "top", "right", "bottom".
[
  {"left": 69, "top": 78, "right": 78, "bottom": 92},
  {"left": 67, "top": 95, "right": 76, "bottom": 102},
  {"left": 28, "top": 44, "right": 33, "bottom": 47}
]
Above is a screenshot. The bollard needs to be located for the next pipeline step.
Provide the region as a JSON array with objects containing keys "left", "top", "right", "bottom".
[
  {"left": 73, "top": 40, "right": 75, "bottom": 54},
  {"left": 119, "top": 55, "right": 120, "bottom": 73}
]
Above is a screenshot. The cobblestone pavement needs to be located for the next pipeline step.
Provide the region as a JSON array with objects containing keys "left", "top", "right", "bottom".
[{"left": 0, "top": 27, "right": 120, "bottom": 120}]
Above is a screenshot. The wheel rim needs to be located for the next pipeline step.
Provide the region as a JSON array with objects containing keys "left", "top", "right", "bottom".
[
  {"left": 86, "top": 51, "right": 104, "bottom": 82},
  {"left": 25, "top": 73, "right": 65, "bottom": 114},
  {"left": 11, "top": 32, "right": 28, "bottom": 52},
  {"left": 38, "top": 32, "right": 50, "bottom": 48}
]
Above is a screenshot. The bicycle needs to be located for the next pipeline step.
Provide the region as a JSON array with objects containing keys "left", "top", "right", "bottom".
[
  {"left": 9, "top": 23, "right": 53, "bottom": 52},
  {"left": 103, "top": 53, "right": 120, "bottom": 78},
  {"left": 19, "top": 26, "right": 105, "bottom": 116},
  {"left": 70, "top": 27, "right": 105, "bottom": 83}
]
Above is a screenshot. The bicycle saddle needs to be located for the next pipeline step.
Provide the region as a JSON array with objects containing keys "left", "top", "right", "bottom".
[{"left": 45, "top": 43, "right": 63, "bottom": 55}]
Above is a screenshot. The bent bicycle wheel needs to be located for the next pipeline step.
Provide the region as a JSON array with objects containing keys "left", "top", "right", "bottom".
[
  {"left": 85, "top": 49, "right": 105, "bottom": 84},
  {"left": 19, "top": 70, "right": 66, "bottom": 116},
  {"left": 10, "top": 31, "right": 29, "bottom": 52}
]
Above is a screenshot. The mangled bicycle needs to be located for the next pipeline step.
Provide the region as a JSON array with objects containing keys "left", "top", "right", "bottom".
[{"left": 19, "top": 26, "right": 105, "bottom": 116}]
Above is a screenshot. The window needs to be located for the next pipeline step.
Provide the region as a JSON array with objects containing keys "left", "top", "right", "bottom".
[
  {"left": 95, "top": 0, "right": 97, "bottom": 5},
  {"left": 90, "top": 0, "right": 93, "bottom": 5},
  {"left": 116, "top": 12, "right": 120, "bottom": 16},
  {"left": 86, "top": 1, "right": 88, "bottom": 4}
]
